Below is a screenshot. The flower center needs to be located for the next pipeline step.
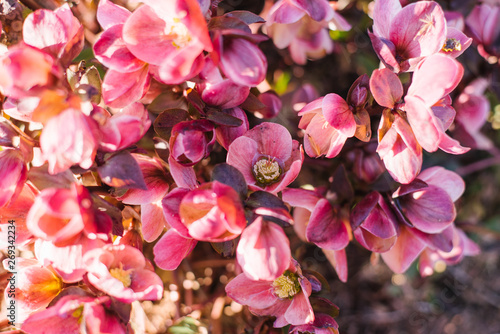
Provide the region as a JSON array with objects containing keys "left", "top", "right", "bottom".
[
  {"left": 165, "top": 18, "right": 192, "bottom": 49},
  {"left": 252, "top": 156, "right": 282, "bottom": 185},
  {"left": 110, "top": 265, "right": 132, "bottom": 288},
  {"left": 442, "top": 38, "right": 461, "bottom": 53},
  {"left": 272, "top": 271, "right": 301, "bottom": 299}
]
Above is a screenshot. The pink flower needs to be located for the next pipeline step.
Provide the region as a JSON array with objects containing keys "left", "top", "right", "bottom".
[
  {"left": 196, "top": 57, "right": 249, "bottom": 109},
  {"left": 453, "top": 78, "right": 493, "bottom": 150},
  {"left": 26, "top": 184, "right": 99, "bottom": 246},
  {"left": 0, "top": 44, "right": 59, "bottom": 100},
  {"left": 122, "top": 0, "right": 212, "bottom": 84},
  {"left": 380, "top": 167, "right": 465, "bottom": 273},
  {"left": 23, "top": 4, "right": 84, "bottom": 66},
  {"left": 97, "top": 102, "right": 151, "bottom": 152},
  {"left": 226, "top": 259, "right": 314, "bottom": 327},
  {"left": 40, "top": 108, "right": 101, "bottom": 174},
  {"left": 83, "top": 244, "right": 163, "bottom": 303},
  {"left": 466, "top": 4, "right": 500, "bottom": 59},
  {"left": 236, "top": 217, "right": 291, "bottom": 281},
  {"left": 227, "top": 122, "right": 304, "bottom": 194},
  {"left": 3, "top": 258, "right": 62, "bottom": 322},
  {"left": 176, "top": 181, "right": 246, "bottom": 242},
  {"left": 21, "top": 295, "right": 128, "bottom": 334},
  {"left": 370, "top": 55, "right": 468, "bottom": 183},
  {"left": 282, "top": 187, "right": 349, "bottom": 282},
  {"left": 169, "top": 119, "right": 215, "bottom": 166},
  {"left": 94, "top": 0, "right": 151, "bottom": 108},
  {"left": 298, "top": 94, "right": 356, "bottom": 159},
  {"left": 265, "top": 0, "right": 350, "bottom": 64},
  {"left": 370, "top": 0, "right": 447, "bottom": 72}
]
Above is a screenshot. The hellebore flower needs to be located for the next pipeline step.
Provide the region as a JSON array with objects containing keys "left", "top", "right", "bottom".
[
  {"left": 236, "top": 217, "right": 291, "bottom": 281},
  {"left": 26, "top": 184, "right": 98, "bottom": 246},
  {"left": 380, "top": 166, "right": 465, "bottom": 273},
  {"left": 453, "top": 78, "right": 493, "bottom": 150},
  {"left": 122, "top": 0, "right": 213, "bottom": 84},
  {"left": 83, "top": 244, "right": 163, "bottom": 303},
  {"left": 298, "top": 94, "right": 356, "bottom": 159},
  {"left": 227, "top": 122, "right": 304, "bottom": 194},
  {"left": 369, "top": 0, "right": 447, "bottom": 72},
  {"left": 265, "top": 0, "right": 351, "bottom": 64},
  {"left": 169, "top": 119, "right": 215, "bottom": 166},
  {"left": 22, "top": 295, "right": 128, "bottom": 334},
  {"left": 97, "top": 102, "right": 151, "bottom": 152},
  {"left": 0, "top": 44, "right": 59, "bottom": 101},
  {"left": 197, "top": 57, "right": 249, "bottom": 109},
  {"left": 40, "top": 108, "right": 101, "bottom": 174},
  {"left": 3, "top": 258, "right": 62, "bottom": 322},
  {"left": 282, "top": 187, "right": 349, "bottom": 282},
  {"left": 94, "top": 0, "right": 151, "bottom": 108},
  {"left": 176, "top": 181, "right": 246, "bottom": 242},
  {"left": 466, "top": 3, "right": 500, "bottom": 59},
  {"left": 23, "top": 3, "right": 84, "bottom": 66},
  {"left": 226, "top": 259, "right": 314, "bottom": 327}
]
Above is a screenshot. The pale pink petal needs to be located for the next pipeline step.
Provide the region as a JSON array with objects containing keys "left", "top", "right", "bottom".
[
  {"left": 369, "top": 68, "right": 403, "bottom": 109},
  {"left": 282, "top": 188, "right": 321, "bottom": 212},
  {"left": 97, "top": 0, "right": 131, "bottom": 29},
  {"left": 153, "top": 229, "right": 197, "bottom": 270},
  {"left": 225, "top": 274, "right": 278, "bottom": 309},
  {"left": 322, "top": 93, "right": 355, "bottom": 136},
  {"left": 236, "top": 218, "right": 291, "bottom": 281},
  {"left": 322, "top": 248, "right": 347, "bottom": 282},
  {"left": 372, "top": 0, "right": 401, "bottom": 38},
  {"left": 408, "top": 54, "right": 463, "bottom": 107},
  {"left": 381, "top": 226, "right": 426, "bottom": 273},
  {"left": 23, "top": 9, "right": 68, "bottom": 56},
  {"left": 404, "top": 95, "right": 441, "bottom": 152},
  {"left": 93, "top": 24, "right": 145, "bottom": 72},
  {"left": 102, "top": 66, "right": 150, "bottom": 108},
  {"left": 226, "top": 135, "right": 259, "bottom": 185},
  {"left": 141, "top": 201, "right": 168, "bottom": 242},
  {"left": 440, "top": 27, "right": 472, "bottom": 58},
  {"left": 168, "top": 156, "right": 198, "bottom": 190},
  {"left": 417, "top": 166, "right": 465, "bottom": 202}
]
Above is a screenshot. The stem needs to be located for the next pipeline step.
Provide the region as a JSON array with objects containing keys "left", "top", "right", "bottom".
[{"left": 456, "top": 155, "right": 500, "bottom": 176}]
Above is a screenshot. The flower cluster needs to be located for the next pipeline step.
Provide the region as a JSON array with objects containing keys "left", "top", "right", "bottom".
[{"left": 0, "top": 0, "right": 495, "bottom": 332}]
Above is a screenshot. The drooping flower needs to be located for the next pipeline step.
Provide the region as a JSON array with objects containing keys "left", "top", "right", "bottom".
[
  {"left": 2, "top": 258, "right": 63, "bottom": 322},
  {"left": 226, "top": 259, "right": 314, "bottom": 327},
  {"left": 227, "top": 122, "right": 303, "bottom": 194},
  {"left": 21, "top": 295, "right": 128, "bottom": 334},
  {"left": 83, "top": 244, "right": 163, "bottom": 303},
  {"left": 40, "top": 108, "right": 101, "bottom": 174},
  {"left": 265, "top": 0, "right": 351, "bottom": 64},
  {"left": 236, "top": 217, "right": 291, "bottom": 281},
  {"left": 465, "top": 3, "right": 500, "bottom": 60},
  {"left": 369, "top": 0, "right": 447, "bottom": 72},
  {"left": 122, "top": 0, "right": 213, "bottom": 84},
  {"left": 380, "top": 166, "right": 466, "bottom": 273},
  {"left": 282, "top": 187, "right": 349, "bottom": 282},
  {"left": 169, "top": 119, "right": 215, "bottom": 166},
  {"left": 23, "top": 3, "right": 84, "bottom": 66}
]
